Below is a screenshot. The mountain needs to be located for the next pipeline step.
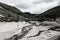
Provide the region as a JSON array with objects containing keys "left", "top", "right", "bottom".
[
  {"left": 0, "top": 2, "right": 22, "bottom": 14},
  {"left": 35, "top": 6, "right": 60, "bottom": 21},
  {"left": 0, "top": 2, "right": 37, "bottom": 22},
  {"left": 20, "top": 6, "right": 60, "bottom": 22},
  {"left": 0, "top": 2, "right": 22, "bottom": 22},
  {"left": 0, "top": 2, "right": 60, "bottom": 22}
]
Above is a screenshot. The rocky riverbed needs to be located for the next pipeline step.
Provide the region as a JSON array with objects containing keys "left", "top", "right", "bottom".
[{"left": 0, "top": 21, "right": 59, "bottom": 40}]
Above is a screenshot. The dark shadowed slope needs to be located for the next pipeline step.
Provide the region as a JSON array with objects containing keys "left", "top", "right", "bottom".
[
  {"left": 0, "top": 2, "right": 37, "bottom": 22},
  {"left": 0, "top": 2, "right": 26, "bottom": 22},
  {"left": 0, "top": 2, "right": 22, "bottom": 14},
  {"left": 36, "top": 6, "right": 60, "bottom": 21}
]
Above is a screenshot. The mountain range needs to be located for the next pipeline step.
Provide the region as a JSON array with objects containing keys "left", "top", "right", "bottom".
[
  {"left": 0, "top": 2, "right": 60, "bottom": 40},
  {"left": 0, "top": 2, "right": 60, "bottom": 22}
]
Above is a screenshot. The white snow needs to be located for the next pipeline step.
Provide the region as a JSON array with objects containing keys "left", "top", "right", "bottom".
[{"left": 0, "top": 22, "right": 30, "bottom": 32}]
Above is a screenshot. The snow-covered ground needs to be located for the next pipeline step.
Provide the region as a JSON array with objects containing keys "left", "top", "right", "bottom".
[
  {"left": 0, "top": 21, "right": 30, "bottom": 32},
  {"left": 0, "top": 21, "right": 30, "bottom": 40},
  {"left": 0, "top": 21, "right": 60, "bottom": 40}
]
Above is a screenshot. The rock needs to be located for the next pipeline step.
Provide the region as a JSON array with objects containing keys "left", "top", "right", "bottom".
[{"left": 48, "top": 35, "right": 60, "bottom": 40}]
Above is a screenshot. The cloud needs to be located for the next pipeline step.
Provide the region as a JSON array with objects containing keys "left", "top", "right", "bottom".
[
  {"left": 19, "top": 1, "right": 59, "bottom": 14},
  {"left": 0, "top": 0, "right": 60, "bottom": 14},
  {"left": 32, "top": 0, "right": 53, "bottom": 4}
]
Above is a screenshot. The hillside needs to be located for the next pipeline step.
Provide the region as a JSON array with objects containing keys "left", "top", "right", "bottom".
[
  {"left": 35, "top": 6, "right": 60, "bottom": 21},
  {"left": 0, "top": 2, "right": 37, "bottom": 22}
]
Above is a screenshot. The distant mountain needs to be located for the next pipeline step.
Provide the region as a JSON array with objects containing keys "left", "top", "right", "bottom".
[
  {"left": 23, "top": 6, "right": 60, "bottom": 22},
  {"left": 36, "top": 6, "right": 60, "bottom": 21},
  {"left": 0, "top": 2, "right": 60, "bottom": 22}
]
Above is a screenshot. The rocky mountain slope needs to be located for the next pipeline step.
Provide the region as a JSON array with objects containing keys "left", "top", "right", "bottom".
[
  {"left": 35, "top": 6, "right": 60, "bottom": 21},
  {"left": 0, "top": 2, "right": 37, "bottom": 22},
  {"left": 0, "top": 3, "right": 18, "bottom": 22}
]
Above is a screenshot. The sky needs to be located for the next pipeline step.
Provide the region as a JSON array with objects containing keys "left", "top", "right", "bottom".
[{"left": 0, "top": 0, "right": 60, "bottom": 14}]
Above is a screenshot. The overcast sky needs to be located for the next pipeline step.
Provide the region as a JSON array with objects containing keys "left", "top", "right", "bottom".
[{"left": 0, "top": 0, "right": 60, "bottom": 14}]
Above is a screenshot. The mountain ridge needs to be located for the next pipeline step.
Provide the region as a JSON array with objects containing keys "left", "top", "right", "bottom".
[{"left": 0, "top": 2, "right": 60, "bottom": 22}]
